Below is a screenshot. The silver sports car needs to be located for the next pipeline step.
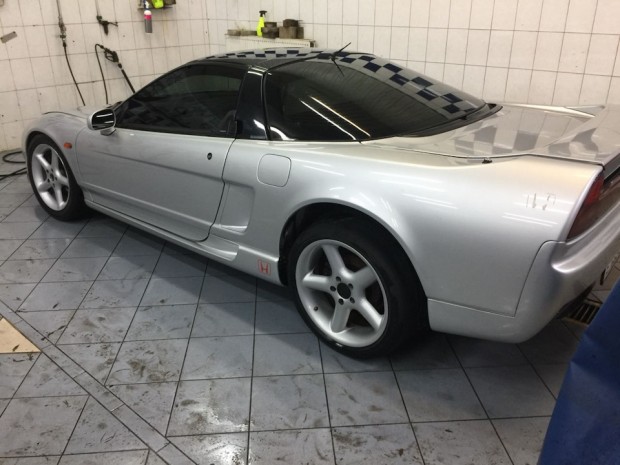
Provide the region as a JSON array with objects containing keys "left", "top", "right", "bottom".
[{"left": 23, "top": 48, "right": 620, "bottom": 357}]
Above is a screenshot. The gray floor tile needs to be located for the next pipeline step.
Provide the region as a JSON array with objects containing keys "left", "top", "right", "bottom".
[
  {"left": 0, "top": 259, "right": 56, "bottom": 283},
  {"left": 414, "top": 420, "right": 511, "bottom": 465},
  {"left": 10, "top": 238, "right": 72, "bottom": 260},
  {"left": 181, "top": 335, "right": 253, "bottom": 380},
  {"left": 3, "top": 205, "right": 48, "bottom": 223},
  {"left": 256, "top": 280, "right": 292, "bottom": 302},
  {"left": 145, "top": 451, "right": 168, "bottom": 465},
  {"left": 14, "top": 354, "right": 86, "bottom": 398},
  {"left": 170, "top": 433, "right": 248, "bottom": 465},
  {"left": 58, "top": 450, "right": 149, "bottom": 465},
  {"left": 449, "top": 336, "right": 529, "bottom": 367},
  {"left": 467, "top": 365, "right": 556, "bottom": 418},
  {"left": 152, "top": 251, "right": 207, "bottom": 278},
  {"left": 332, "top": 424, "right": 423, "bottom": 465},
  {"left": 140, "top": 277, "right": 203, "bottom": 306},
  {"left": 254, "top": 300, "right": 309, "bottom": 334},
  {"left": 0, "top": 353, "right": 38, "bottom": 398},
  {"left": 397, "top": 368, "right": 487, "bottom": 422},
  {"left": 493, "top": 417, "right": 550, "bottom": 465},
  {"left": 0, "top": 283, "right": 37, "bottom": 309},
  {"left": 59, "top": 342, "right": 121, "bottom": 384},
  {"left": 391, "top": 333, "right": 460, "bottom": 370},
  {"left": 0, "top": 396, "right": 88, "bottom": 456},
  {"left": 78, "top": 217, "right": 127, "bottom": 238},
  {"left": 107, "top": 339, "right": 188, "bottom": 384},
  {"left": 30, "top": 218, "right": 86, "bottom": 239},
  {"left": 65, "top": 397, "right": 145, "bottom": 454},
  {"left": 249, "top": 429, "right": 333, "bottom": 465},
  {"left": 98, "top": 255, "right": 158, "bottom": 281},
  {"left": 0, "top": 239, "right": 23, "bottom": 260},
  {"left": 0, "top": 454, "right": 62, "bottom": 464},
  {"left": 253, "top": 333, "right": 322, "bottom": 376},
  {"left": 125, "top": 304, "right": 196, "bottom": 341},
  {"left": 80, "top": 279, "right": 149, "bottom": 309},
  {"left": 320, "top": 342, "right": 392, "bottom": 373},
  {"left": 19, "top": 310, "right": 75, "bottom": 343},
  {"left": 110, "top": 382, "right": 177, "bottom": 434},
  {"left": 250, "top": 374, "right": 329, "bottom": 431},
  {"left": 61, "top": 237, "right": 120, "bottom": 258},
  {"left": 57, "top": 307, "right": 137, "bottom": 344},
  {"left": 0, "top": 206, "right": 14, "bottom": 220},
  {"left": 534, "top": 363, "right": 568, "bottom": 398},
  {"left": 200, "top": 274, "right": 256, "bottom": 303},
  {"left": 167, "top": 378, "right": 251, "bottom": 435},
  {"left": 0, "top": 221, "right": 40, "bottom": 239},
  {"left": 42, "top": 257, "right": 108, "bottom": 282},
  {"left": 0, "top": 194, "right": 31, "bottom": 209},
  {"left": 561, "top": 318, "right": 587, "bottom": 339},
  {"left": 113, "top": 229, "right": 164, "bottom": 256},
  {"left": 19, "top": 281, "right": 92, "bottom": 311},
  {"left": 1, "top": 179, "right": 34, "bottom": 194},
  {"left": 519, "top": 320, "right": 579, "bottom": 365},
  {"left": 325, "top": 371, "right": 408, "bottom": 426},
  {"left": 0, "top": 398, "right": 8, "bottom": 415},
  {"left": 191, "top": 302, "right": 255, "bottom": 337}
]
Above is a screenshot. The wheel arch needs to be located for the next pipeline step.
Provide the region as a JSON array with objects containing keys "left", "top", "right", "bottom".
[{"left": 278, "top": 201, "right": 426, "bottom": 299}]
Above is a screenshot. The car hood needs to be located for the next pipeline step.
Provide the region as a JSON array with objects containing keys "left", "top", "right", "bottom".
[{"left": 364, "top": 104, "right": 620, "bottom": 174}]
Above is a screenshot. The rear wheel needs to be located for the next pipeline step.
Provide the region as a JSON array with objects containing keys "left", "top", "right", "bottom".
[
  {"left": 26, "top": 135, "right": 86, "bottom": 220},
  {"left": 288, "top": 218, "right": 426, "bottom": 357}
]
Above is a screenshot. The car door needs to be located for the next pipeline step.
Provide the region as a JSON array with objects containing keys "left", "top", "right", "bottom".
[{"left": 75, "top": 64, "right": 245, "bottom": 242}]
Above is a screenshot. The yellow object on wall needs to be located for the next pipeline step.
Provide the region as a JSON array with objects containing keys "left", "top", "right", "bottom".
[{"left": 152, "top": 0, "right": 164, "bottom": 8}]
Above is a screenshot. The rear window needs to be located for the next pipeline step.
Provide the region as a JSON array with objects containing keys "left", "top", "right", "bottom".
[{"left": 264, "top": 58, "right": 487, "bottom": 141}]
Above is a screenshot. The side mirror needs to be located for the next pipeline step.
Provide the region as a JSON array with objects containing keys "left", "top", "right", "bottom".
[{"left": 88, "top": 108, "right": 116, "bottom": 135}]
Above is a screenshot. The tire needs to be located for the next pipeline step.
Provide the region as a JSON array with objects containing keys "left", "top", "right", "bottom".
[
  {"left": 288, "top": 218, "right": 427, "bottom": 357},
  {"left": 26, "top": 135, "right": 87, "bottom": 220}
]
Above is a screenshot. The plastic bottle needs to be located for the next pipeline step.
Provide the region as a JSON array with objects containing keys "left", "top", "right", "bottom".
[
  {"left": 256, "top": 10, "right": 266, "bottom": 37},
  {"left": 144, "top": 2, "right": 152, "bottom": 33}
]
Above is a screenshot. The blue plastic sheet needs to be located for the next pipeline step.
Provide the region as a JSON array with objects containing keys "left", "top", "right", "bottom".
[{"left": 539, "top": 281, "right": 620, "bottom": 465}]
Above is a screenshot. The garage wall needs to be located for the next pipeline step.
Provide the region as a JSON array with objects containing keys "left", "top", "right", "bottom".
[
  {"left": 0, "top": 0, "right": 211, "bottom": 150},
  {"left": 1, "top": 0, "right": 620, "bottom": 151}
]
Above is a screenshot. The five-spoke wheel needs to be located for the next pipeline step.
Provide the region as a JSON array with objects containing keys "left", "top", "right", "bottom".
[
  {"left": 26, "top": 135, "right": 86, "bottom": 220},
  {"left": 288, "top": 219, "right": 426, "bottom": 357}
]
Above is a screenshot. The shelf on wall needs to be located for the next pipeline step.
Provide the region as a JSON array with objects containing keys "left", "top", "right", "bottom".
[{"left": 225, "top": 36, "right": 315, "bottom": 52}]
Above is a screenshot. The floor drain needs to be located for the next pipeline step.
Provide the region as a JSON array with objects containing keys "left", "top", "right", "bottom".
[{"left": 567, "top": 299, "right": 601, "bottom": 325}]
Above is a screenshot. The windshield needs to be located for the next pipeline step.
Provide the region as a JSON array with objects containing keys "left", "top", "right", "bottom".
[{"left": 265, "top": 55, "right": 490, "bottom": 141}]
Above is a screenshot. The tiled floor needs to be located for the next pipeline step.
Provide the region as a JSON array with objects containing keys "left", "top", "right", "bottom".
[{"left": 0, "top": 161, "right": 618, "bottom": 465}]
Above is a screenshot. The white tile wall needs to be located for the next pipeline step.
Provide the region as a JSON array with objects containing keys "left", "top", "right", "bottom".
[{"left": 1, "top": 0, "right": 620, "bottom": 150}]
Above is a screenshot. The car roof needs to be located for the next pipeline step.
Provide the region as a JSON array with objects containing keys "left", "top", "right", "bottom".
[{"left": 197, "top": 47, "right": 339, "bottom": 69}]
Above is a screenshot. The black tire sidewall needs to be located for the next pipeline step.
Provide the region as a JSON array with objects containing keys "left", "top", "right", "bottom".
[
  {"left": 27, "top": 135, "right": 86, "bottom": 221},
  {"left": 288, "top": 219, "right": 425, "bottom": 357}
]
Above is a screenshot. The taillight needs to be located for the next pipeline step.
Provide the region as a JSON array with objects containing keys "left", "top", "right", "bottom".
[{"left": 567, "top": 170, "right": 620, "bottom": 239}]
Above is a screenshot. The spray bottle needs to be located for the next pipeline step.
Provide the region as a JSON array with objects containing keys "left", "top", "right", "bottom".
[
  {"left": 144, "top": 1, "right": 153, "bottom": 33},
  {"left": 256, "top": 10, "right": 266, "bottom": 37}
]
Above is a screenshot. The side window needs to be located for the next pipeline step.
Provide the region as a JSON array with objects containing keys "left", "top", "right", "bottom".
[{"left": 116, "top": 65, "right": 245, "bottom": 136}]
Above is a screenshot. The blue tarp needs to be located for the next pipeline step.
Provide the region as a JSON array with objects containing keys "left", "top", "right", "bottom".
[{"left": 539, "top": 281, "right": 620, "bottom": 465}]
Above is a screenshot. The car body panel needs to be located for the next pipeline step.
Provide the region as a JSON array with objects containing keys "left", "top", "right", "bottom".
[{"left": 75, "top": 127, "right": 230, "bottom": 241}]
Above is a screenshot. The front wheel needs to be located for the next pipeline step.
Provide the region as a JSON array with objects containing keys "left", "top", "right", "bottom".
[
  {"left": 288, "top": 219, "right": 427, "bottom": 357},
  {"left": 26, "top": 135, "right": 87, "bottom": 220}
]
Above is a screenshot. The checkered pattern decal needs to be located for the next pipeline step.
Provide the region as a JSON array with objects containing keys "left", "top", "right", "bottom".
[
  {"left": 207, "top": 48, "right": 478, "bottom": 119},
  {"left": 315, "top": 52, "right": 478, "bottom": 119},
  {"left": 207, "top": 48, "right": 323, "bottom": 60}
]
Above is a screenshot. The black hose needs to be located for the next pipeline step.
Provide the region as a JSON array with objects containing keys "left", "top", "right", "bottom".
[
  {"left": 119, "top": 66, "right": 136, "bottom": 93},
  {"left": 95, "top": 44, "right": 109, "bottom": 104},
  {"left": 2, "top": 150, "right": 25, "bottom": 164},
  {"left": 0, "top": 150, "right": 26, "bottom": 181},
  {"left": 63, "top": 41, "right": 86, "bottom": 106}
]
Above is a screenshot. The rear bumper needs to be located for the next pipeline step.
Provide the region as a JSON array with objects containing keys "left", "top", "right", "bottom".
[{"left": 428, "top": 200, "right": 620, "bottom": 342}]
